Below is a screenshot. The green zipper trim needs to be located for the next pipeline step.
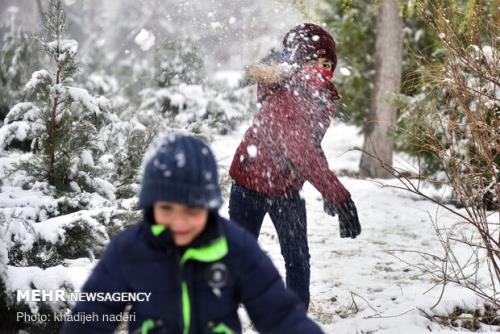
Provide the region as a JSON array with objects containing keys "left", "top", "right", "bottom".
[
  {"left": 180, "top": 237, "right": 228, "bottom": 265},
  {"left": 141, "top": 319, "right": 155, "bottom": 334},
  {"left": 151, "top": 224, "right": 166, "bottom": 236},
  {"left": 182, "top": 281, "right": 191, "bottom": 334},
  {"left": 180, "top": 237, "right": 228, "bottom": 334},
  {"left": 212, "top": 322, "right": 234, "bottom": 334}
]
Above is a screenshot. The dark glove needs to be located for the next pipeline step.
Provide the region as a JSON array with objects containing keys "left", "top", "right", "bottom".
[
  {"left": 323, "top": 200, "right": 337, "bottom": 217},
  {"left": 336, "top": 199, "right": 361, "bottom": 239}
]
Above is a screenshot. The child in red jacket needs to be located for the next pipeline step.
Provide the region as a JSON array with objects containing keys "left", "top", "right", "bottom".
[{"left": 229, "top": 23, "right": 361, "bottom": 309}]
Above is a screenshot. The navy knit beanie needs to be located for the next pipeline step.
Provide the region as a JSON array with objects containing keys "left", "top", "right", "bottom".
[{"left": 139, "top": 132, "right": 223, "bottom": 210}]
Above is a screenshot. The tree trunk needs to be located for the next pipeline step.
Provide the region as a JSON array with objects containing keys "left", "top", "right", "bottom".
[
  {"left": 35, "top": 0, "right": 45, "bottom": 26},
  {"left": 359, "top": 0, "right": 403, "bottom": 178}
]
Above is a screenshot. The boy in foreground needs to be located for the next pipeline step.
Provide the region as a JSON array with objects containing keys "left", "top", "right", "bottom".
[{"left": 61, "top": 132, "right": 324, "bottom": 334}]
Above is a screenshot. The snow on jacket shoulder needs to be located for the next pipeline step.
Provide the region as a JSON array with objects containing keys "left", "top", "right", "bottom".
[
  {"left": 60, "top": 214, "right": 324, "bottom": 334},
  {"left": 229, "top": 68, "right": 350, "bottom": 206}
]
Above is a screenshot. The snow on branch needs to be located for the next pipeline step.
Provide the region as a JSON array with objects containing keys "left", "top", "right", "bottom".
[
  {"left": 54, "top": 85, "right": 105, "bottom": 116},
  {"left": 24, "top": 69, "right": 52, "bottom": 92},
  {"left": 4, "top": 102, "right": 42, "bottom": 124},
  {"left": 46, "top": 39, "right": 78, "bottom": 58}
]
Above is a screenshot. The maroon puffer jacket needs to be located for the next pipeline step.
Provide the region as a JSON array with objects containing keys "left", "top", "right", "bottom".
[{"left": 229, "top": 68, "right": 351, "bottom": 206}]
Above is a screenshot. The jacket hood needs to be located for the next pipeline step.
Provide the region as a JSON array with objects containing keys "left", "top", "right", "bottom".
[{"left": 247, "top": 62, "right": 293, "bottom": 85}]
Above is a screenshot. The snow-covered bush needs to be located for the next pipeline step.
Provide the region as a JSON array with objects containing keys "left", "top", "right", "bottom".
[
  {"left": 136, "top": 83, "right": 253, "bottom": 138},
  {"left": 387, "top": 0, "right": 499, "bottom": 309},
  {"left": 7, "top": 216, "right": 107, "bottom": 268},
  {"left": 395, "top": 3, "right": 498, "bottom": 211}
]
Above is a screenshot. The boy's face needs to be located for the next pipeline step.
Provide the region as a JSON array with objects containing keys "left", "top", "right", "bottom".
[{"left": 153, "top": 201, "right": 209, "bottom": 246}]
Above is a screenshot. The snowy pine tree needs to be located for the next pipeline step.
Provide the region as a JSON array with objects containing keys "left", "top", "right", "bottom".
[
  {"left": 0, "top": 0, "right": 113, "bottom": 196},
  {"left": 97, "top": 120, "right": 157, "bottom": 199}
]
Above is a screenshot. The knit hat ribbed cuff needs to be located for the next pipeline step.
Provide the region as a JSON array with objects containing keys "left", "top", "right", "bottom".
[{"left": 139, "top": 179, "right": 223, "bottom": 209}]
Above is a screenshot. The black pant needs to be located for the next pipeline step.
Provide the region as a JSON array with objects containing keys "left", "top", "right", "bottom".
[{"left": 228, "top": 182, "right": 310, "bottom": 308}]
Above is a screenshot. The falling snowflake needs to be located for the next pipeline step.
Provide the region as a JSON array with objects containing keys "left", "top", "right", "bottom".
[
  {"left": 134, "top": 28, "right": 156, "bottom": 51},
  {"left": 175, "top": 152, "right": 186, "bottom": 167},
  {"left": 340, "top": 67, "right": 351, "bottom": 76},
  {"left": 247, "top": 145, "right": 258, "bottom": 158}
]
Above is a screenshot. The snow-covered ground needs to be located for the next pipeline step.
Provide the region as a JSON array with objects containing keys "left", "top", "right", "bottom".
[{"left": 2, "top": 121, "right": 498, "bottom": 333}]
